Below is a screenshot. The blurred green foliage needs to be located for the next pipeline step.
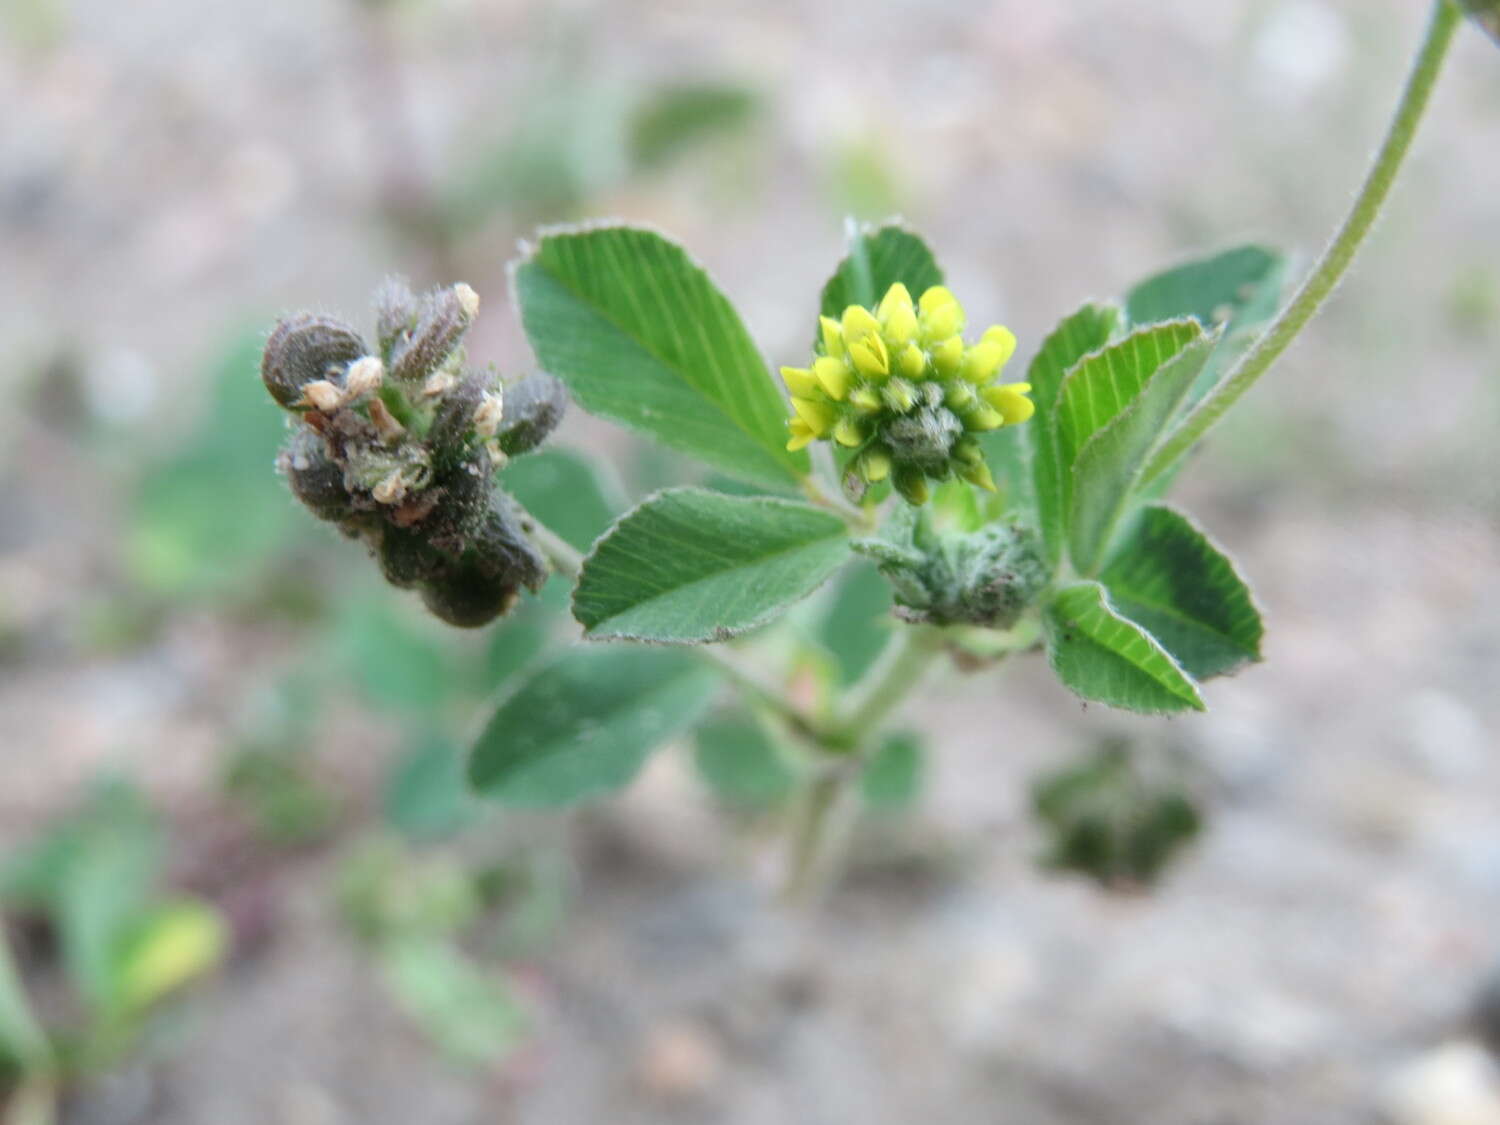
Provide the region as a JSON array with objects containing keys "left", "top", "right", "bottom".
[{"left": 126, "top": 331, "right": 306, "bottom": 600}]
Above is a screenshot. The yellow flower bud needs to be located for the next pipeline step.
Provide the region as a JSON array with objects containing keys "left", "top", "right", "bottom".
[
  {"left": 983, "top": 383, "right": 1035, "bottom": 425},
  {"left": 842, "top": 305, "right": 882, "bottom": 345},
  {"left": 780, "top": 365, "right": 819, "bottom": 398},
  {"left": 849, "top": 385, "right": 884, "bottom": 413},
  {"left": 791, "top": 396, "right": 836, "bottom": 435},
  {"left": 931, "top": 337, "right": 964, "bottom": 377},
  {"left": 897, "top": 342, "right": 926, "bottom": 380},
  {"left": 786, "top": 417, "right": 815, "bottom": 451},
  {"left": 944, "top": 382, "right": 976, "bottom": 410},
  {"left": 960, "top": 340, "right": 1007, "bottom": 384},
  {"left": 819, "top": 316, "right": 844, "bottom": 357},
  {"left": 878, "top": 284, "right": 918, "bottom": 348},
  {"left": 959, "top": 459, "right": 998, "bottom": 492},
  {"left": 967, "top": 404, "right": 1005, "bottom": 431},
  {"left": 813, "top": 356, "right": 851, "bottom": 400},
  {"left": 848, "top": 332, "right": 890, "bottom": 378},
  {"left": 952, "top": 438, "right": 984, "bottom": 467},
  {"left": 981, "top": 325, "right": 1018, "bottom": 369},
  {"left": 833, "top": 416, "right": 867, "bottom": 447},
  {"left": 918, "top": 286, "right": 965, "bottom": 342},
  {"left": 860, "top": 446, "right": 892, "bottom": 483}
]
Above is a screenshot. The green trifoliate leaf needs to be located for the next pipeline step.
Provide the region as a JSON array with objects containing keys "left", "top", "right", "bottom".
[
  {"left": 572, "top": 488, "right": 851, "bottom": 643},
  {"left": 693, "top": 711, "right": 796, "bottom": 807},
  {"left": 818, "top": 222, "right": 944, "bottom": 338},
  {"left": 512, "top": 225, "right": 806, "bottom": 491},
  {"left": 468, "top": 646, "right": 721, "bottom": 806},
  {"left": 1025, "top": 303, "right": 1123, "bottom": 569},
  {"left": 1067, "top": 327, "right": 1218, "bottom": 573},
  {"left": 1101, "top": 504, "right": 1263, "bottom": 680},
  {"left": 1043, "top": 582, "right": 1204, "bottom": 714}
]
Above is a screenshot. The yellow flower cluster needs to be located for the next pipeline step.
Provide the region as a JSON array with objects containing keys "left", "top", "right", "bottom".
[{"left": 781, "top": 283, "right": 1032, "bottom": 505}]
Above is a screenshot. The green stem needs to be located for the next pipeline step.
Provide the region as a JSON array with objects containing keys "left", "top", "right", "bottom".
[
  {"left": 831, "top": 627, "right": 941, "bottom": 742},
  {"left": 1142, "top": 0, "right": 1461, "bottom": 486},
  {"left": 781, "top": 768, "right": 855, "bottom": 904},
  {"left": 529, "top": 520, "right": 584, "bottom": 579},
  {"left": 780, "top": 628, "right": 943, "bottom": 901}
]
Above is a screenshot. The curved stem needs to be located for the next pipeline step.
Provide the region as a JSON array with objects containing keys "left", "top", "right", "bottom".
[
  {"left": 1142, "top": 0, "right": 1462, "bottom": 485},
  {"left": 780, "top": 628, "right": 944, "bottom": 901}
]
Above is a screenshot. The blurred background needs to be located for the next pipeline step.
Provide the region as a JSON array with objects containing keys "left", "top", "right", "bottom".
[{"left": 3, "top": 0, "right": 1500, "bottom": 1121}]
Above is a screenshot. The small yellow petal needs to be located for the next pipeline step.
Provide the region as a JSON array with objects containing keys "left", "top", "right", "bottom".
[
  {"left": 917, "top": 286, "right": 965, "bottom": 343},
  {"left": 960, "top": 340, "right": 1005, "bottom": 384},
  {"left": 931, "top": 336, "right": 964, "bottom": 377},
  {"left": 791, "top": 396, "right": 836, "bottom": 435},
  {"left": 848, "top": 333, "right": 889, "bottom": 378},
  {"left": 897, "top": 342, "right": 926, "bottom": 380},
  {"left": 813, "top": 356, "right": 851, "bottom": 400},
  {"left": 819, "top": 316, "right": 844, "bottom": 357},
  {"left": 959, "top": 460, "right": 998, "bottom": 492},
  {"left": 881, "top": 303, "right": 917, "bottom": 349},
  {"left": 841, "top": 305, "right": 881, "bottom": 345},
  {"left": 981, "top": 325, "right": 1018, "bottom": 369},
  {"left": 917, "top": 285, "right": 958, "bottom": 316},
  {"left": 833, "top": 416, "right": 866, "bottom": 447},
  {"left": 878, "top": 284, "right": 917, "bottom": 347},
  {"left": 849, "top": 385, "right": 883, "bottom": 413},
  {"left": 780, "top": 365, "right": 818, "bottom": 398},
  {"left": 860, "top": 447, "right": 892, "bottom": 483},
  {"left": 787, "top": 431, "right": 814, "bottom": 452},
  {"left": 988, "top": 386, "right": 1035, "bottom": 425},
  {"left": 967, "top": 404, "right": 1005, "bottom": 431},
  {"left": 877, "top": 283, "right": 913, "bottom": 321}
]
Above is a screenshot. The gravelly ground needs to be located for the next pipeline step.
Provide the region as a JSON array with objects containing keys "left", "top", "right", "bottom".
[{"left": 4, "top": 0, "right": 1500, "bottom": 1122}]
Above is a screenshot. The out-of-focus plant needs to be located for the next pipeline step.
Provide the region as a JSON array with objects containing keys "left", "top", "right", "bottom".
[
  {"left": 255, "top": 1, "right": 1479, "bottom": 899},
  {"left": 0, "top": 783, "right": 227, "bottom": 1124},
  {"left": 335, "top": 834, "right": 566, "bottom": 1068}
]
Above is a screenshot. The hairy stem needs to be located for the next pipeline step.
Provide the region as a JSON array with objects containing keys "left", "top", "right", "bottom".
[{"left": 1142, "top": 0, "right": 1461, "bottom": 485}]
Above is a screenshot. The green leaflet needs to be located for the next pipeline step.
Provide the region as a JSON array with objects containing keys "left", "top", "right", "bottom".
[
  {"left": 1101, "top": 504, "right": 1263, "bottom": 680},
  {"left": 1025, "top": 303, "right": 1123, "bottom": 568},
  {"left": 468, "top": 646, "right": 720, "bottom": 806},
  {"left": 572, "top": 489, "right": 850, "bottom": 643},
  {"left": 693, "top": 711, "right": 796, "bottom": 806},
  {"left": 1067, "top": 330, "right": 1217, "bottom": 573},
  {"left": 1043, "top": 582, "right": 1204, "bottom": 714},
  {"left": 1125, "top": 243, "right": 1286, "bottom": 411},
  {"left": 513, "top": 225, "right": 806, "bottom": 491}
]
